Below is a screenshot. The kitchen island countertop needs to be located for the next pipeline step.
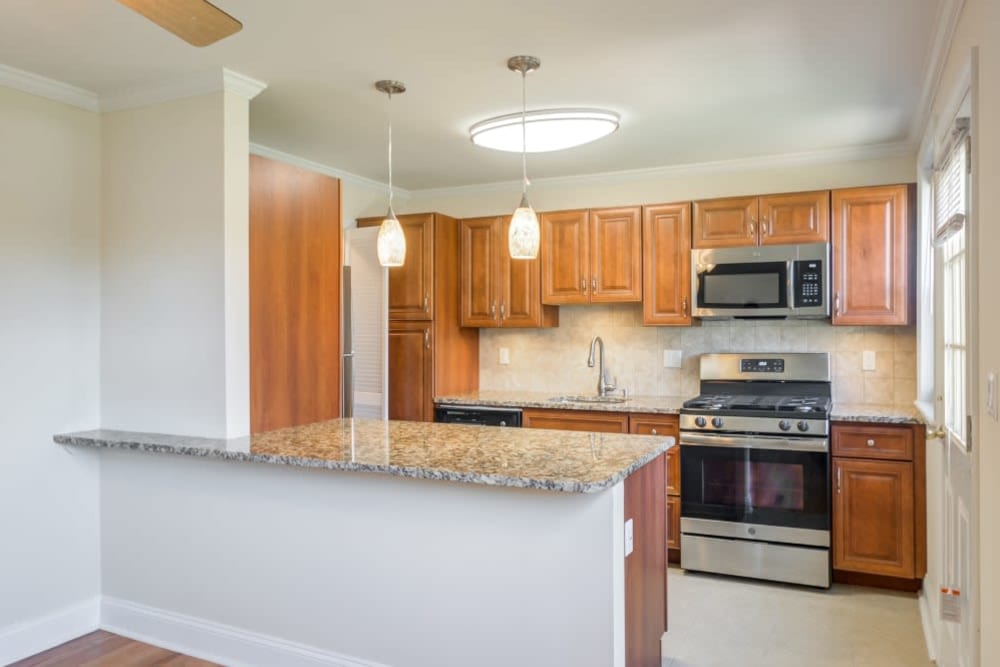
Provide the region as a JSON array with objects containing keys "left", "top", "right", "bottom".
[{"left": 54, "top": 417, "right": 672, "bottom": 494}]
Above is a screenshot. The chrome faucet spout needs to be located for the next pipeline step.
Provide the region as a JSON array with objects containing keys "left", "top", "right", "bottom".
[{"left": 588, "top": 336, "right": 615, "bottom": 397}]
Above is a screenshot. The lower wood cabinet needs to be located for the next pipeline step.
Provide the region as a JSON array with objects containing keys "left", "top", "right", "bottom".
[
  {"left": 388, "top": 322, "right": 433, "bottom": 422},
  {"left": 831, "top": 422, "right": 925, "bottom": 586},
  {"left": 629, "top": 413, "right": 681, "bottom": 559},
  {"left": 521, "top": 408, "right": 628, "bottom": 433},
  {"left": 666, "top": 495, "right": 681, "bottom": 552}
]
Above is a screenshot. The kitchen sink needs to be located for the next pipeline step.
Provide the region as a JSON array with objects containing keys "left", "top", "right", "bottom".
[{"left": 547, "top": 394, "right": 628, "bottom": 405}]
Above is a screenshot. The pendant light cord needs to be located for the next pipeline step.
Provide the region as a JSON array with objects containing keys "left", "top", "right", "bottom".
[
  {"left": 387, "top": 91, "right": 394, "bottom": 211},
  {"left": 521, "top": 70, "right": 528, "bottom": 196}
]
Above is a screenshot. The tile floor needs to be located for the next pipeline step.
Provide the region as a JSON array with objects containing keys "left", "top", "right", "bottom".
[{"left": 662, "top": 567, "right": 932, "bottom": 666}]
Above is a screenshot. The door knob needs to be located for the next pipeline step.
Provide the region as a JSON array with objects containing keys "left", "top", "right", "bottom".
[{"left": 927, "top": 425, "right": 946, "bottom": 440}]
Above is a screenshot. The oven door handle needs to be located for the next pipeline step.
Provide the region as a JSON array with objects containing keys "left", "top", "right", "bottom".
[{"left": 680, "top": 432, "right": 829, "bottom": 453}]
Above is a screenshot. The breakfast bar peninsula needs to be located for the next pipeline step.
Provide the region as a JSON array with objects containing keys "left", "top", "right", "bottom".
[{"left": 55, "top": 418, "right": 671, "bottom": 667}]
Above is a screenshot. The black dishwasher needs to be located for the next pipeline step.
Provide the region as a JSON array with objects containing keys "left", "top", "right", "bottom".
[{"left": 434, "top": 404, "right": 523, "bottom": 427}]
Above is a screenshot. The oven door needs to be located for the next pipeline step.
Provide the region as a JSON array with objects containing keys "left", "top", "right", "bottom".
[{"left": 680, "top": 432, "right": 830, "bottom": 533}]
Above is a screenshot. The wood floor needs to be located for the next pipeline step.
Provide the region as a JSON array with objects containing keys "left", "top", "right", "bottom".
[{"left": 11, "top": 630, "right": 219, "bottom": 666}]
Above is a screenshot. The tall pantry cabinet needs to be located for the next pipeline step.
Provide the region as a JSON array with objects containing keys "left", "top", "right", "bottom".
[{"left": 358, "top": 213, "right": 479, "bottom": 421}]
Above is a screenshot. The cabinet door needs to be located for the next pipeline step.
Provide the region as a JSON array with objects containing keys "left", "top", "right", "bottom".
[
  {"left": 590, "top": 206, "right": 642, "bottom": 302},
  {"left": 831, "top": 185, "right": 912, "bottom": 325},
  {"left": 666, "top": 495, "right": 681, "bottom": 550},
  {"left": 460, "top": 217, "right": 500, "bottom": 327},
  {"left": 692, "top": 196, "right": 758, "bottom": 248},
  {"left": 833, "top": 458, "right": 915, "bottom": 578},
  {"left": 499, "top": 216, "right": 557, "bottom": 328},
  {"left": 758, "top": 190, "right": 830, "bottom": 245},
  {"left": 388, "top": 214, "right": 435, "bottom": 320},
  {"left": 522, "top": 408, "right": 628, "bottom": 433},
  {"left": 541, "top": 210, "right": 590, "bottom": 305},
  {"left": 642, "top": 203, "right": 692, "bottom": 325},
  {"left": 388, "top": 321, "right": 433, "bottom": 421}
]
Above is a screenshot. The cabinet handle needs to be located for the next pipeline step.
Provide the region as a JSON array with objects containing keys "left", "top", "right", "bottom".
[
  {"left": 866, "top": 438, "right": 875, "bottom": 447},
  {"left": 424, "top": 330, "right": 430, "bottom": 349},
  {"left": 581, "top": 279, "right": 587, "bottom": 294},
  {"left": 500, "top": 303, "right": 506, "bottom": 320},
  {"left": 760, "top": 218, "right": 769, "bottom": 237},
  {"left": 682, "top": 297, "right": 689, "bottom": 317},
  {"left": 836, "top": 467, "right": 842, "bottom": 493},
  {"left": 748, "top": 218, "right": 756, "bottom": 238},
  {"left": 834, "top": 292, "right": 841, "bottom": 316},
  {"left": 490, "top": 302, "right": 496, "bottom": 318},
  {"left": 591, "top": 277, "right": 597, "bottom": 291},
  {"left": 423, "top": 293, "right": 429, "bottom": 312}
]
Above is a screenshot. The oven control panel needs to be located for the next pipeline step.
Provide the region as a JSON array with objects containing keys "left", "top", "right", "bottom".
[{"left": 740, "top": 358, "right": 785, "bottom": 373}]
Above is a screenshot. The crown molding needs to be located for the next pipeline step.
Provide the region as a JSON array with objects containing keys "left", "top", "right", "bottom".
[
  {"left": 0, "top": 63, "right": 99, "bottom": 111},
  {"left": 101, "top": 68, "right": 267, "bottom": 112},
  {"left": 411, "top": 140, "right": 917, "bottom": 198},
  {"left": 249, "top": 143, "right": 412, "bottom": 198},
  {"left": 909, "top": 0, "right": 967, "bottom": 144}
]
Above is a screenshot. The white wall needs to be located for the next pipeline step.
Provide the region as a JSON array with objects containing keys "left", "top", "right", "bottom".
[
  {"left": 0, "top": 86, "right": 101, "bottom": 660},
  {"left": 101, "top": 92, "right": 251, "bottom": 438}
]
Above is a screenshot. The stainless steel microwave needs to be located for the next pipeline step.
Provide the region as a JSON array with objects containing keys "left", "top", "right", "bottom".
[{"left": 691, "top": 243, "right": 830, "bottom": 319}]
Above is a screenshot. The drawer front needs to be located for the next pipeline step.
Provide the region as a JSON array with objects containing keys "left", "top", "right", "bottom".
[
  {"left": 629, "top": 414, "right": 680, "bottom": 494},
  {"left": 522, "top": 408, "right": 629, "bottom": 433},
  {"left": 832, "top": 424, "right": 914, "bottom": 461}
]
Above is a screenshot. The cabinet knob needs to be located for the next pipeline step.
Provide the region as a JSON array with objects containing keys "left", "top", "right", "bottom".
[
  {"left": 651, "top": 428, "right": 658, "bottom": 435},
  {"left": 866, "top": 438, "right": 875, "bottom": 447}
]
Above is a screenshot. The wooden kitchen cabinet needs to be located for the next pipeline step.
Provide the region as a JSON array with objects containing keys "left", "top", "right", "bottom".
[
  {"left": 459, "top": 215, "right": 558, "bottom": 328},
  {"left": 629, "top": 413, "right": 681, "bottom": 560},
  {"left": 692, "top": 191, "right": 829, "bottom": 248},
  {"left": 832, "top": 422, "right": 925, "bottom": 588},
  {"left": 642, "top": 202, "right": 692, "bottom": 326},
  {"left": 522, "top": 408, "right": 629, "bottom": 433},
  {"left": 666, "top": 495, "right": 681, "bottom": 552},
  {"left": 831, "top": 184, "right": 914, "bottom": 325},
  {"left": 359, "top": 212, "right": 479, "bottom": 421},
  {"left": 540, "top": 206, "right": 642, "bottom": 305}
]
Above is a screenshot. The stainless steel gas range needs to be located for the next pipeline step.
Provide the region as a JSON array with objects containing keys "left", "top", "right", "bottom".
[{"left": 679, "top": 352, "right": 832, "bottom": 588}]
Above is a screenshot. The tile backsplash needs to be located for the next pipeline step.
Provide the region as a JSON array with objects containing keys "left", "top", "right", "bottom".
[{"left": 479, "top": 304, "right": 916, "bottom": 405}]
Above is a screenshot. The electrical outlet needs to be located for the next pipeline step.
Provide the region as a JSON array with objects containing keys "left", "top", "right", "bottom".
[
  {"left": 862, "top": 350, "right": 876, "bottom": 372},
  {"left": 988, "top": 371, "right": 998, "bottom": 421},
  {"left": 624, "top": 519, "right": 634, "bottom": 557},
  {"left": 498, "top": 348, "right": 510, "bottom": 365},
  {"left": 663, "top": 349, "right": 683, "bottom": 368}
]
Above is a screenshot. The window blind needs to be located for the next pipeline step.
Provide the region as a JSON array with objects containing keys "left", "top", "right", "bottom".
[{"left": 933, "top": 118, "right": 969, "bottom": 246}]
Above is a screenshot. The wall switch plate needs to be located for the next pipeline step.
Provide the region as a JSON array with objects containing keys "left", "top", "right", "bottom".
[
  {"left": 624, "top": 519, "right": 634, "bottom": 557},
  {"left": 988, "top": 371, "right": 998, "bottom": 421},
  {"left": 663, "top": 349, "right": 683, "bottom": 368},
  {"left": 862, "top": 350, "right": 876, "bottom": 371},
  {"left": 498, "top": 348, "right": 510, "bottom": 365}
]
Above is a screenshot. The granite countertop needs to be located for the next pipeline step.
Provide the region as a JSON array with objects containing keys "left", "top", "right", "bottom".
[
  {"left": 54, "top": 418, "right": 672, "bottom": 494},
  {"left": 831, "top": 403, "right": 926, "bottom": 425},
  {"left": 435, "top": 390, "right": 687, "bottom": 415}
]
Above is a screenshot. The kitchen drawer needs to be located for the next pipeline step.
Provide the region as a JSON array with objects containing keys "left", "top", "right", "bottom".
[
  {"left": 522, "top": 408, "right": 629, "bottom": 433},
  {"left": 629, "top": 414, "right": 680, "bottom": 494},
  {"left": 832, "top": 424, "right": 914, "bottom": 461}
]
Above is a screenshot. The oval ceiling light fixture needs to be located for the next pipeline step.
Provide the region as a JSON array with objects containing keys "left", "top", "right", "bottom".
[{"left": 470, "top": 108, "right": 620, "bottom": 153}]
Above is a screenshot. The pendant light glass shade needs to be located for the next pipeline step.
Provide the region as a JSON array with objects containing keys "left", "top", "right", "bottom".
[
  {"left": 377, "top": 207, "right": 406, "bottom": 267},
  {"left": 507, "top": 55, "right": 540, "bottom": 260},
  {"left": 509, "top": 194, "right": 540, "bottom": 259},
  {"left": 375, "top": 80, "right": 406, "bottom": 267}
]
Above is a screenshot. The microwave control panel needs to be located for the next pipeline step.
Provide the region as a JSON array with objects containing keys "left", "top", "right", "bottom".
[{"left": 793, "top": 260, "right": 824, "bottom": 307}]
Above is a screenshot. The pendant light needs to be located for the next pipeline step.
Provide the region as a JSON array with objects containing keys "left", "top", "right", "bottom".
[
  {"left": 375, "top": 80, "right": 406, "bottom": 267},
  {"left": 507, "top": 55, "right": 541, "bottom": 260}
]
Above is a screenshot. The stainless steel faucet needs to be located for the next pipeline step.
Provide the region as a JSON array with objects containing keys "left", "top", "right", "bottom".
[{"left": 587, "top": 336, "right": 617, "bottom": 397}]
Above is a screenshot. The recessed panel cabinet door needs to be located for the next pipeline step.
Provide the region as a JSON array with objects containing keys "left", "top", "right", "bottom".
[
  {"left": 500, "top": 216, "right": 551, "bottom": 327},
  {"left": 541, "top": 209, "right": 590, "bottom": 305},
  {"left": 388, "top": 321, "right": 433, "bottom": 421},
  {"left": 692, "top": 196, "right": 757, "bottom": 248},
  {"left": 759, "top": 190, "right": 830, "bottom": 245},
  {"left": 833, "top": 457, "right": 915, "bottom": 578},
  {"left": 387, "top": 214, "right": 435, "bottom": 320},
  {"left": 831, "top": 185, "right": 912, "bottom": 325},
  {"left": 590, "top": 206, "right": 642, "bottom": 302},
  {"left": 460, "top": 217, "right": 500, "bottom": 327},
  {"left": 642, "top": 203, "right": 692, "bottom": 325}
]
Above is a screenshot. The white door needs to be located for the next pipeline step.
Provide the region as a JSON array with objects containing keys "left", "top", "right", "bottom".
[
  {"left": 343, "top": 227, "right": 389, "bottom": 419},
  {"left": 932, "top": 100, "right": 977, "bottom": 667}
]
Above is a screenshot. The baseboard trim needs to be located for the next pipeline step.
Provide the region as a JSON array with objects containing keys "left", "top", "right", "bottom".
[
  {"left": 0, "top": 597, "right": 100, "bottom": 665},
  {"left": 919, "top": 588, "right": 938, "bottom": 663},
  {"left": 100, "top": 597, "right": 391, "bottom": 667}
]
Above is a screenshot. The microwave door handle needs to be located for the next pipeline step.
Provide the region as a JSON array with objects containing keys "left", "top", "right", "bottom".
[{"left": 787, "top": 260, "right": 795, "bottom": 311}]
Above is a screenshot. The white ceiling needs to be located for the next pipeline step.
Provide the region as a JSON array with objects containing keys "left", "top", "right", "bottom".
[{"left": 0, "top": 0, "right": 942, "bottom": 189}]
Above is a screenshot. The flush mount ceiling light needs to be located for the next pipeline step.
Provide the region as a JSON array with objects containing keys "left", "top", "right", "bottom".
[
  {"left": 470, "top": 109, "right": 620, "bottom": 153},
  {"left": 374, "top": 79, "right": 407, "bottom": 268}
]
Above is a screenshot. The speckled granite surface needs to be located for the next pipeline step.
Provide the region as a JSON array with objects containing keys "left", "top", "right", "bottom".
[
  {"left": 54, "top": 418, "right": 672, "bottom": 494},
  {"left": 831, "top": 404, "right": 925, "bottom": 424},
  {"left": 435, "top": 390, "right": 686, "bottom": 415}
]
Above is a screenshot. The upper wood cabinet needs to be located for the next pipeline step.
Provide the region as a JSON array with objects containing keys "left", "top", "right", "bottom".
[
  {"left": 642, "top": 203, "right": 692, "bottom": 326},
  {"left": 692, "top": 191, "right": 830, "bottom": 248},
  {"left": 831, "top": 185, "right": 914, "bottom": 326},
  {"left": 358, "top": 213, "right": 434, "bottom": 320},
  {"left": 541, "top": 206, "right": 642, "bottom": 305},
  {"left": 460, "top": 216, "right": 558, "bottom": 328}
]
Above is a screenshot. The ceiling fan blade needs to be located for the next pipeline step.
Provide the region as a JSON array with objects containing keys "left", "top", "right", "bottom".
[{"left": 116, "top": 0, "right": 242, "bottom": 47}]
